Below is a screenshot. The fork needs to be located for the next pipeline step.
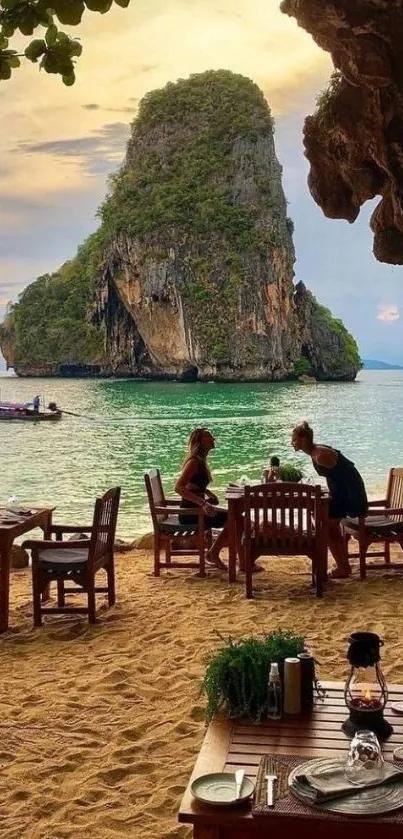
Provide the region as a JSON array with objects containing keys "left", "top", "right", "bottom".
[{"left": 265, "top": 757, "right": 277, "bottom": 809}]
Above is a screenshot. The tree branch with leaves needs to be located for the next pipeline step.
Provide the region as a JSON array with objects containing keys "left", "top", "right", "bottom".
[{"left": 0, "top": 0, "right": 130, "bottom": 85}]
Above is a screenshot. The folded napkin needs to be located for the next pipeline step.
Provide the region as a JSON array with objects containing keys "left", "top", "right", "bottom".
[{"left": 295, "top": 761, "right": 403, "bottom": 803}]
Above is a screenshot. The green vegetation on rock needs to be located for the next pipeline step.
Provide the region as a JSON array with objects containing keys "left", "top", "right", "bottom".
[
  {"left": 101, "top": 70, "right": 275, "bottom": 247},
  {"left": 0, "top": 232, "right": 105, "bottom": 370},
  {"left": 292, "top": 356, "right": 313, "bottom": 377},
  {"left": 315, "top": 300, "right": 362, "bottom": 372}
]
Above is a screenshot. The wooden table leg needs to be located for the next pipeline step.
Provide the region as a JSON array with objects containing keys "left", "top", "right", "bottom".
[
  {"left": 41, "top": 510, "right": 53, "bottom": 603},
  {"left": 194, "top": 826, "right": 220, "bottom": 838},
  {"left": 0, "top": 544, "right": 11, "bottom": 633},
  {"left": 228, "top": 500, "right": 237, "bottom": 583}
]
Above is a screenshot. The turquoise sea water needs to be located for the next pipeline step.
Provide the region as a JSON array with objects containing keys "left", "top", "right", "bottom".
[{"left": 0, "top": 371, "right": 402, "bottom": 538}]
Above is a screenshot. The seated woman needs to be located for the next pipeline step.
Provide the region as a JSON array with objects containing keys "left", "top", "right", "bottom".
[
  {"left": 175, "top": 428, "right": 228, "bottom": 570},
  {"left": 291, "top": 421, "right": 368, "bottom": 579}
]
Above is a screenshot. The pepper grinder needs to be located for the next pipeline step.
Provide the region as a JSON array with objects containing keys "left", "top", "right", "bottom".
[{"left": 283, "top": 657, "right": 301, "bottom": 715}]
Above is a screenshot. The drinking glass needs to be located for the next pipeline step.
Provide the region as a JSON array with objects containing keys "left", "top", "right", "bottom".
[{"left": 345, "top": 730, "right": 384, "bottom": 786}]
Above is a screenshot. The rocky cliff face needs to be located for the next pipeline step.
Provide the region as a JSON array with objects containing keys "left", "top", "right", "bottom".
[
  {"left": 95, "top": 70, "right": 299, "bottom": 381},
  {"left": 294, "top": 282, "right": 361, "bottom": 380},
  {"left": 281, "top": 0, "right": 403, "bottom": 265},
  {"left": 0, "top": 70, "right": 361, "bottom": 381}
]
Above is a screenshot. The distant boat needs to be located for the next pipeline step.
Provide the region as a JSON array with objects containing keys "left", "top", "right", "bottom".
[{"left": 0, "top": 401, "right": 62, "bottom": 422}]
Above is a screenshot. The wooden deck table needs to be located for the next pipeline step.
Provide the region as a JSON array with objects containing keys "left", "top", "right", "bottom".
[
  {"left": 178, "top": 681, "right": 403, "bottom": 839},
  {"left": 0, "top": 507, "right": 53, "bottom": 632}
]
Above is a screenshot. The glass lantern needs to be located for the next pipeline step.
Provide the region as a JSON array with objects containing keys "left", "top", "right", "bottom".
[{"left": 342, "top": 632, "right": 393, "bottom": 740}]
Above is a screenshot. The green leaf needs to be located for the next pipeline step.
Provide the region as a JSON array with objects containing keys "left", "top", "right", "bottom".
[
  {"left": 52, "top": 0, "right": 85, "bottom": 25},
  {"left": 45, "top": 24, "right": 58, "bottom": 46},
  {"left": 114, "top": 0, "right": 131, "bottom": 6},
  {"left": 6, "top": 55, "right": 20, "bottom": 68},
  {"left": 69, "top": 40, "right": 82, "bottom": 57},
  {"left": 25, "top": 39, "right": 47, "bottom": 62},
  {"left": 0, "top": 61, "right": 12, "bottom": 80},
  {"left": 85, "top": 0, "right": 112, "bottom": 11},
  {"left": 62, "top": 71, "right": 75, "bottom": 86},
  {"left": 1, "top": 23, "right": 16, "bottom": 37},
  {"left": 0, "top": 36, "right": 9, "bottom": 50}
]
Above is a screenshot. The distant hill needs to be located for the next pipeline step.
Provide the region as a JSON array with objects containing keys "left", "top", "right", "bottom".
[{"left": 363, "top": 359, "right": 403, "bottom": 370}]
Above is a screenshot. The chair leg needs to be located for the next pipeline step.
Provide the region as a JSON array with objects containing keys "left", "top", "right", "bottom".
[
  {"left": 359, "top": 539, "right": 367, "bottom": 580},
  {"left": 245, "top": 550, "right": 253, "bottom": 599},
  {"left": 32, "top": 565, "right": 43, "bottom": 627},
  {"left": 87, "top": 577, "right": 97, "bottom": 624},
  {"left": 107, "top": 554, "right": 116, "bottom": 607},
  {"left": 315, "top": 553, "right": 323, "bottom": 598},
  {"left": 199, "top": 526, "right": 206, "bottom": 578},
  {"left": 165, "top": 541, "right": 171, "bottom": 565},
  {"left": 154, "top": 531, "right": 161, "bottom": 577},
  {"left": 57, "top": 580, "right": 65, "bottom": 608}
]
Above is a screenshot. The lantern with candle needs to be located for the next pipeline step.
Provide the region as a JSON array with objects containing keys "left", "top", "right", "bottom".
[{"left": 342, "top": 632, "right": 393, "bottom": 740}]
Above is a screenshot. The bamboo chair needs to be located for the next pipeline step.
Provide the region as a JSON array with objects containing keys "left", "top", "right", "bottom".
[
  {"left": 145, "top": 468, "right": 213, "bottom": 577},
  {"left": 23, "top": 487, "right": 120, "bottom": 626},
  {"left": 343, "top": 467, "right": 403, "bottom": 579},
  {"left": 243, "top": 482, "right": 329, "bottom": 598}
]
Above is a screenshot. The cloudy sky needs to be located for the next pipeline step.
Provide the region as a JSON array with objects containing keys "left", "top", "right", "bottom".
[{"left": 1, "top": 0, "right": 402, "bottom": 364}]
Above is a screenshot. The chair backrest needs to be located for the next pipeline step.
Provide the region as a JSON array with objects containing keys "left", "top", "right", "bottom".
[
  {"left": 144, "top": 468, "right": 167, "bottom": 526},
  {"left": 244, "top": 482, "right": 326, "bottom": 554},
  {"left": 386, "top": 468, "right": 403, "bottom": 521},
  {"left": 88, "top": 487, "right": 121, "bottom": 564}
]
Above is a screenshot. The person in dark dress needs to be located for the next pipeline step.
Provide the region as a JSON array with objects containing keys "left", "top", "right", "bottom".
[
  {"left": 175, "top": 428, "right": 228, "bottom": 569},
  {"left": 291, "top": 421, "right": 368, "bottom": 578}
]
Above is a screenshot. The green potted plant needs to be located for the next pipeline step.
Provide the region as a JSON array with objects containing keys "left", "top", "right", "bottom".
[
  {"left": 202, "top": 629, "right": 306, "bottom": 722},
  {"left": 278, "top": 463, "right": 304, "bottom": 482},
  {"left": 262, "top": 456, "right": 304, "bottom": 483}
]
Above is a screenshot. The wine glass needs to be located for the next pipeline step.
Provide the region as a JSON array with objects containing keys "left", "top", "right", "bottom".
[{"left": 345, "top": 730, "right": 384, "bottom": 786}]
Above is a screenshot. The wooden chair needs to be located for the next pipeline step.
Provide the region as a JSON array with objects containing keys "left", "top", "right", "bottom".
[
  {"left": 343, "top": 467, "right": 403, "bottom": 579},
  {"left": 243, "top": 482, "right": 329, "bottom": 598},
  {"left": 145, "top": 468, "right": 211, "bottom": 577},
  {"left": 23, "top": 487, "right": 120, "bottom": 626}
]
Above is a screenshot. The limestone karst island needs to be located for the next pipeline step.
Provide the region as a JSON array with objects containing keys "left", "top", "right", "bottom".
[{"left": 0, "top": 71, "right": 361, "bottom": 381}]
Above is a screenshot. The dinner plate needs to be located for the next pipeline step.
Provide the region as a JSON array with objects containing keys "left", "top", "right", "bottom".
[
  {"left": 289, "top": 757, "right": 403, "bottom": 816},
  {"left": 191, "top": 772, "right": 255, "bottom": 806}
]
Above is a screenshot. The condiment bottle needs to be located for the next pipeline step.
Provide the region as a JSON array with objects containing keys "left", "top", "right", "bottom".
[
  {"left": 298, "top": 652, "right": 315, "bottom": 711},
  {"left": 267, "top": 662, "right": 282, "bottom": 720},
  {"left": 283, "top": 657, "right": 301, "bottom": 715}
]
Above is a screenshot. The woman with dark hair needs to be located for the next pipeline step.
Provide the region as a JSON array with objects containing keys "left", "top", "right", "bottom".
[
  {"left": 291, "top": 421, "right": 368, "bottom": 579},
  {"left": 175, "top": 428, "right": 228, "bottom": 569}
]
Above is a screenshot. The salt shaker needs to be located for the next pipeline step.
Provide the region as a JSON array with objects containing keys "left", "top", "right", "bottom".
[
  {"left": 267, "top": 662, "right": 282, "bottom": 720},
  {"left": 283, "top": 657, "right": 301, "bottom": 715}
]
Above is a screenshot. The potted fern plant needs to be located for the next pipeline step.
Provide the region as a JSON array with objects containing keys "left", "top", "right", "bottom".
[{"left": 202, "top": 630, "right": 306, "bottom": 722}]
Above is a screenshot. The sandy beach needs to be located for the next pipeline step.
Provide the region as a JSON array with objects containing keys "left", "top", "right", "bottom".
[{"left": 2, "top": 548, "right": 403, "bottom": 839}]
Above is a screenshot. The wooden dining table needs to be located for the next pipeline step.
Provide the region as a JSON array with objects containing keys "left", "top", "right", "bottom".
[
  {"left": 0, "top": 507, "right": 53, "bottom": 633},
  {"left": 178, "top": 681, "right": 403, "bottom": 839}
]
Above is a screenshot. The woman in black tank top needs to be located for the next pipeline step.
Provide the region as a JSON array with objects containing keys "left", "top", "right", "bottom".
[
  {"left": 175, "top": 428, "right": 228, "bottom": 569},
  {"left": 291, "top": 421, "right": 368, "bottom": 579}
]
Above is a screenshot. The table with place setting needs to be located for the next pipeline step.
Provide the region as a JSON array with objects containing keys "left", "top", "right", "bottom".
[
  {"left": 178, "top": 681, "right": 403, "bottom": 839},
  {"left": 0, "top": 506, "right": 54, "bottom": 632}
]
